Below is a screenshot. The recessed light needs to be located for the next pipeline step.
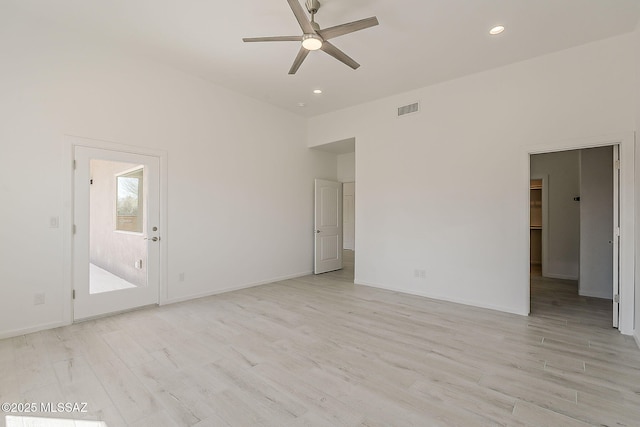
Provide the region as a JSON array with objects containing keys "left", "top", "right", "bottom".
[
  {"left": 489, "top": 25, "right": 505, "bottom": 35},
  {"left": 313, "top": 89, "right": 322, "bottom": 94}
]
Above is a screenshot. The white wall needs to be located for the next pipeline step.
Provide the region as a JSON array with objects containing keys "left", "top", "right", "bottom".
[
  {"left": 309, "top": 33, "right": 637, "bottom": 317},
  {"left": 337, "top": 152, "right": 356, "bottom": 183},
  {"left": 579, "top": 146, "right": 614, "bottom": 299},
  {"left": 343, "top": 182, "right": 356, "bottom": 251},
  {"left": 0, "top": 8, "right": 336, "bottom": 338},
  {"left": 530, "top": 151, "right": 580, "bottom": 280}
]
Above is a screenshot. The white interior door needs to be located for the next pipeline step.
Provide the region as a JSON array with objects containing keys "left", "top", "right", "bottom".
[
  {"left": 314, "top": 179, "right": 343, "bottom": 274},
  {"left": 612, "top": 144, "right": 620, "bottom": 328},
  {"left": 73, "top": 146, "right": 161, "bottom": 320}
]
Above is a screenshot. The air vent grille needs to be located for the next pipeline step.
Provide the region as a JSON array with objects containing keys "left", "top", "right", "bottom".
[{"left": 397, "top": 102, "right": 419, "bottom": 117}]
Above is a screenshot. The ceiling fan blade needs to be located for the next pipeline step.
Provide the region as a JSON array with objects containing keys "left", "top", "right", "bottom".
[
  {"left": 320, "top": 41, "right": 360, "bottom": 70},
  {"left": 243, "top": 36, "right": 302, "bottom": 42},
  {"left": 317, "top": 17, "right": 379, "bottom": 40},
  {"left": 287, "top": 0, "right": 316, "bottom": 34},
  {"left": 289, "top": 46, "right": 310, "bottom": 74}
]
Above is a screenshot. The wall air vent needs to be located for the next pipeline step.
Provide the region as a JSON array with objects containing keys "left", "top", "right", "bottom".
[{"left": 397, "top": 102, "right": 420, "bottom": 117}]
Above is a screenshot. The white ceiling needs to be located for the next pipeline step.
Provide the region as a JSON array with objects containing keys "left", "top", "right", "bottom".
[{"left": 6, "top": 0, "right": 640, "bottom": 117}]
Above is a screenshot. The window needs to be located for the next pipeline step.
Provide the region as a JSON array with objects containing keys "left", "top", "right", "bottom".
[{"left": 116, "top": 167, "right": 143, "bottom": 232}]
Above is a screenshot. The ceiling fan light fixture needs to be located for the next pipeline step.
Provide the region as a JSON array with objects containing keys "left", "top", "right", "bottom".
[{"left": 302, "top": 34, "right": 323, "bottom": 50}]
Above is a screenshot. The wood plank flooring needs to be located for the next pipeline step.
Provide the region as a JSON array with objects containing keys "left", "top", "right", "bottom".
[{"left": 1, "top": 254, "right": 639, "bottom": 426}]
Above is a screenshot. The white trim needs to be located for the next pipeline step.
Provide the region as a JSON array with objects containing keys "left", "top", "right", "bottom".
[
  {"left": 634, "top": 330, "right": 640, "bottom": 349},
  {"left": 579, "top": 289, "right": 614, "bottom": 300},
  {"left": 62, "top": 140, "right": 74, "bottom": 327},
  {"left": 72, "top": 304, "right": 158, "bottom": 323},
  {"left": 526, "top": 132, "right": 632, "bottom": 155},
  {"left": 0, "top": 321, "right": 68, "bottom": 341},
  {"left": 355, "top": 281, "right": 529, "bottom": 316},
  {"left": 526, "top": 132, "right": 635, "bottom": 335},
  {"left": 612, "top": 143, "right": 620, "bottom": 328},
  {"left": 544, "top": 273, "right": 580, "bottom": 281},
  {"left": 0, "top": 272, "right": 311, "bottom": 339},
  {"left": 65, "top": 135, "right": 169, "bottom": 321},
  {"left": 161, "top": 271, "right": 312, "bottom": 305}
]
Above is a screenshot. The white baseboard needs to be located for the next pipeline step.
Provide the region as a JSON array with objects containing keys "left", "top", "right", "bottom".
[
  {"left": 0, "top": 320, "right": 69, "bottom": 340},
  {"left": 578, "top": 290, "right": 612, "bottom": 300},
  {"left": 355, "top": 280, "right": 529, "bottom": 316},
  {"left": 0, "top": 272, "right": 313, "bottom": 340},
  {"left": 543, "top": 273, "right": 579, "bottom": 281},
  {"left": 634, "top": 330, "right": 640, "bottom": 350},
  {"left": 161, "top": 271, "right": 312, "bottom": 305}
]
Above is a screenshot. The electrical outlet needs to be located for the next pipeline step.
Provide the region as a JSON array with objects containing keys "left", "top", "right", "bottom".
[
  {"left": 135, "top": 260, "right": 143, "bottom": 269},
  {"left": 419, "top": 270, "right": 426, "bottom": 279},
  {"left": 34, "top": 293, "right": 45, "bottom": 305},
  {"left": 49, "top": 216, "right": 59, "bottom": 228},
  {"left": 414, "top": 269, "right": 420, "bottom": 278}
]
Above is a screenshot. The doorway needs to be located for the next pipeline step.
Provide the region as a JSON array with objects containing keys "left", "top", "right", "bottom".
[
  {"left": 73, "top": 146, "right": 161, "bottom": 320},
  {"left": 529, "top": 145, "right": 619, "bottom": 328},
  {"left": 310, "top": 137, "right": 356, "bottom": 281}
]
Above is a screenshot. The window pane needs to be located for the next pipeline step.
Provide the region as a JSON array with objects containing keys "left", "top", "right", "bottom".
[{"left": 116, "top": 168, "right": 143, "bottom": 232}]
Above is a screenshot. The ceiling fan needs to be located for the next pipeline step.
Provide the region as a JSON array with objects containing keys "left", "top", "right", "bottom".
[{"left": 242, "top": 0, "right": 379, "bottom": 75}]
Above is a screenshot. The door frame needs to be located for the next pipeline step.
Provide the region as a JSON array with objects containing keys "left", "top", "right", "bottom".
[
  {"left": 64, "top": 135, "right": 168, "bottom": 324},
  {"left": 526, "top": 132, "right": 635, "bottom": 335},
  {"left": 613, "top": 144, "right": 620, "bottom": 327}
]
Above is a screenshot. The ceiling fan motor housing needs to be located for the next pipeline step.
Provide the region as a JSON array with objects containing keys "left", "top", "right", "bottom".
[{"left": 306, "top": 0, "right": 321, "bottom": 14}]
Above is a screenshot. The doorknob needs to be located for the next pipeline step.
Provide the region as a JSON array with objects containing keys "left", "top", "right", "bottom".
[
  {"left": 315, "top": 230, "right": 321, "bottom": 234},
  {"left": 145, "top": 236, "right": 160, "bottom": 242}
]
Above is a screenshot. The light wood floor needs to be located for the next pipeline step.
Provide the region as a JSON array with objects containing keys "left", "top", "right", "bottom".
[{"left": 1, "top": 254, "right": 640, "bottom": 426}]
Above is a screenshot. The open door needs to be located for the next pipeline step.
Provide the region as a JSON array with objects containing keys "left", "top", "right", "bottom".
[
  {"left": 612, "top": 144, "right": 620, "bottom": 328},
  {"left": 314, "top": 179, "right": 343, "bottom": 274},
  {"left": 73, "top": 146, "right": 161, "bottom": 320}
]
